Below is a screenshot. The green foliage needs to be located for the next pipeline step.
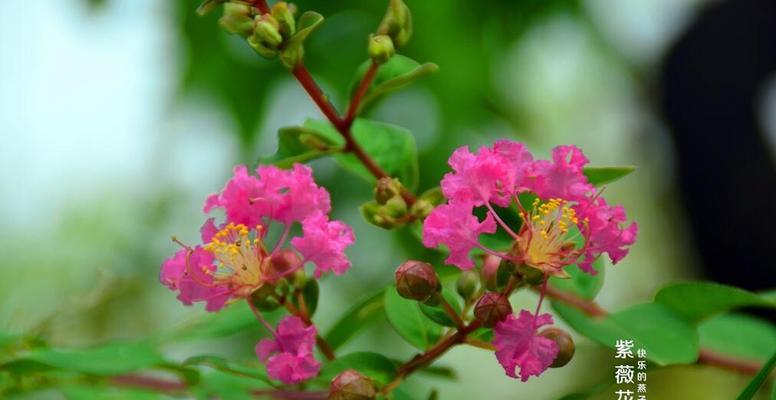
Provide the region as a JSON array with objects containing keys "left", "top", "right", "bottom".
[
  {"left": 280, "top": 11, "right": 325, "bottom": 68},
  {"left": 324, "top": 289, "right": 385, "bottom": 351},
  {"left": 318, "top": 352, "right": 397, "bottom": 386},
  {"left": 349, "top": 55, "right": 439, "bottom": 112},
  {"left": 549, "top": 259, "right": 605, "bottom": 300},
  {"left": 655, "top": 282, "right": 776, "bottom": 322},
  {"left": 553, "top": 302, "right": 699, "bottom": 365},
  {"left": 305, "top": 119, "right": 420, "bottom": 190},
  {"left": 384, "top": 286, "right": 442, "bottom": 350},
  {"left": 736, "top": 351, "right": 776, "bottom": 400},
  {"left": 258, "top": 125, "right": 341, "bottom": 168},
  {"left": 698, "top": 314, "right": 776, "bottom": 362},
  {"left": 7, "top": 341, "right": 165, "bottom": 376},
  {"left": 583, "top": 166, "right": 636, "bottom": 186},
  {"left": 419, "top": 288, "right": 462, "bottom": 327},
  {"left": 183, "top": 355, "right": 272, "bottom": 384}
]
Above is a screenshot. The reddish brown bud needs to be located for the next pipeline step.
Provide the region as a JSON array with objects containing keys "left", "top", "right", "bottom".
[
  {"left": 328, "top": 369, "right": 376, "bottom": 400},
  {"left": 395, "top": 260, "right": 439, "bottom": 302},
  {"left": 264, "top": 249, "right": 303, "bottom": 283},
  {"left": 539, "top": 327, "right": 575, "bottom": 368},
  {"left": 474, "top": 292, "right": 512, "bottom": 328}
]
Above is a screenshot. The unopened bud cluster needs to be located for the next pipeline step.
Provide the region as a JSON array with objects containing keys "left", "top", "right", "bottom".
[{"left": 361, "top": 178, "right": 408, "bottom": 229}]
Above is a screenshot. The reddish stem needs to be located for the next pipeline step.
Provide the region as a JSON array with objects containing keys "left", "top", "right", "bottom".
[
  {"left": 344, "top": 61, "right": 379, "bottom": 127},
  {"left": 291, "top": 62, "right": 416, "bottom": 205},
  {"left": 253, "top": 0, "right": 271, "bottom": 14},
  {"left": 110, "top": 375, "right": 187, "bottom": 393},
  {"left": 697, "top": 348, "right": 763, "bottom": 375}
]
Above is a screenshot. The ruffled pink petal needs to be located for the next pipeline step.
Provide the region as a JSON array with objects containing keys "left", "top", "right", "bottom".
[
  {"left": 200, "top": 218, "right": 218, "bottom": 243},
  {"left": 441, "top": 142, "right": 531, "bottom": 207},
  {"left": 256, "top": 316, "right": 320, "bottom": 384},
  {"left": 159, "top": 247, "right": 233, "bottom": 312},
  {"left": 257, "top": 164, "right": 331, "bottom": 224},
  {"left": 525, "top": 145, "right": 593, "bottom": 202},
  {"left": 576, "top": 199, "right": 639, "bottom": 273},
  {"left": 422, "top": 201, "right": 497, "bottom": 269},
  {"left": 291, "top": 212, "right": 355, "bottom": 278},
  {"left": 265, "top": 352, "right": 321, "bottom": 385},
  {"left": 203, "top": 165, "right": 266, "bottom": 228},
  {"left": 493, "top": 310, "right": 558, "bottom": 382}
]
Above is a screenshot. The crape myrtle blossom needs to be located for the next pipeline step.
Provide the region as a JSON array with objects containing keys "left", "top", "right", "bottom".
[
  {"left": 423, "top": 140, "right": 638, "bottom": 276},
  {"left": 423, "top": 140, "right": 637, "bottom": 381},
  {"left": 160, "top": 164, "right": 355, "bottom": 312},
  {"left": 256, "top": 316, "right": 321, "bottom": 384}
]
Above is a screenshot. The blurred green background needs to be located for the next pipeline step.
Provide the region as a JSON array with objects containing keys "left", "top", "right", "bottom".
[{"left": 1, "top": 0, "right": 773, "bottom": 399}]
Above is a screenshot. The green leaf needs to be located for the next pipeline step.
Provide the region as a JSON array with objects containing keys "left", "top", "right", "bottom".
[
  {"left": 549, "top": 258, "right": 605, "bottom": 300},
  {"left": 305, "top": 119, "right": 419, "bottom": 190},
  {"left": 318, "top": 352, "right": 397, "bottom": 386},
  {"left": 654, "top": 282, "right": 776, "bottom": 322},
  {"left": 384, "top": 287, "right": 442, "bottom": 350},
  {"left": 698, "top": 314, "right": 776, "bottom": 362},
  {"left": 196, "top": 369, "right": 271, "bottom": 400},
  {"left": 419, "top": 289, "right": 462, "bottom": 327},
  {"left": 183, "top": 355, "right": 272, "bottom": 384},
  {"left": 18, "top": 341, "right": 165, "bottom": 376},
  {"left": 350, "top": 55, "right": 439, "bottom": 111},
  {"left": 279, "top": 11, "right": 324, "bottom": 68},
  {"left": 293, "top": 279, "right": 320, "bottom": 317},
  {"left": 258, "top": 126, "right": 340, "bottom": 168},
  {"left": 553, "top": 301, "right": 699, "bottom": 366},
  {"left": 324, "top": 289, "right": 385, "bottom": 351},
  {"left": 736, "top": 351, "right": 776, "bottom": 400},
  {"left": 583, "top": 166, "right": 636, "bottom": 186}
]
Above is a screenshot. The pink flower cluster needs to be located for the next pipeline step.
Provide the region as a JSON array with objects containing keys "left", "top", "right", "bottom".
[
  {"left": 424, "top": 140, "right": 638, "bottom": 381},
  {"left": 423, "top": 140, "right": 638, "bottom": 275},
  {"left": 256, "top": 316, "right": 321, "bottom": 384},
  {"left": 160, "top": 164, "right": 355, "bottom": 312}
]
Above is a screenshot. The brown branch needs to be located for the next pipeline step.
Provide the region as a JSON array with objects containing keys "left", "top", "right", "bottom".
[
  {"left": 344, "top": 60, "right": 379, "bottom": 127},
  {"left": 290, "top": 62, "right": 416, "bottom": 205},
  {"left": 110, "top": 375, "right": 187, "bottom": 394},
  {"left": 253, "top": 389, "right": 329, "bottom": 400}
]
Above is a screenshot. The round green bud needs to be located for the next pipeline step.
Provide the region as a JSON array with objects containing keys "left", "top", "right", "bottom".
[
  {"left": 271, "top": 2, "right": 296, "bottom": 39},
  {"left": 368, "top": 34, "right": 395, "bottom": 65},
  {"left": 456, "top": 270, "right": 479, "bottom": 300},
  {"left": 253, "top": 14, "right": 283, "bottom": 49},
  {"left": 539, "top": 327, "right": 575, "bottom": 368}
]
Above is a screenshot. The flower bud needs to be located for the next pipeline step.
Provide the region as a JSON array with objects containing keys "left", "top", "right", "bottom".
[
  {"left": 250, "top": 14, "right": 283, "bottom": 57},
  {"left": 409, "top": 187, "right": 444, "bottom": 219},
  {"left": 456, "top": 270, "right": 479, "bottom": 300},
  {"left": 395, "top": 260, "right": 439, "bottom": 302},
  {"left": 375, "top": 177, "right": 402, "bottom": 205},
  {"left": 328, "top": 369, "right": 376, "bottom": 400},
  {"left": 538, "top": 327, "right": 575, "bottom": 368},
  {"left": 368, "top": 34, "right": 395, "bottom": 65},
  {"left": 377, "top": 0, "right": 413, "bottom": 48},
  {"left": 271, "top": 2, "right": 296, "bottom": 39},
  {"left": 474, "top": 292, "right": 512, "bottom": 328},
  {"left": 516, "top": 263, "right": 545, "bottom": 286},
  {"left": 219, "top": 3, "right": 255, "bottom": 37},
  {"left": 264, "top": 248, "right": 303, "bottom": 283}
]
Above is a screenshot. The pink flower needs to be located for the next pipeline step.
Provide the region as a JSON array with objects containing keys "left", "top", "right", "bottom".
[
  {"left": 575, "top": 198, "right": 639, "bottom": 273},
  {"left": 441, "top": 141, "right": 532, "bottom": 207},
  {"left": 493, "top": 310, "right": 558, "bottom": 381},
  {"left": 422, "top": 201, "right": 497, "bottom": 269},
  {"left": 292, "top": 212, "right": 355, "bottom": 278},
  {"left": 423, "top": 140, "right": 637, "bottom": 276},
  {"left": 255, "top": 316, "right": 320, "bottom": 384},
  {"left": 526, "top": 145, "right": 593, "bottom": 202},
  {"left": 161, "top": 163, "right": 354, "bottom": 311}
]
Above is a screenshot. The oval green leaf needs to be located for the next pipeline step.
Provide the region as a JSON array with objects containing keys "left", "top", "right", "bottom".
[
  {"left": 324, "top": 289, "right": 385, "bottom": 351},
  {"left": 655, "top": 282, "right": 776, "bottom": 322},
  {"left": 384, "top": 287, "right": 442, "bottom": 350},
  {"left": 419, "top": 289, "right": 462, "bottom": 327},
  {"left": 583, "top": 166, "right": 636, "bottom": 186}
]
